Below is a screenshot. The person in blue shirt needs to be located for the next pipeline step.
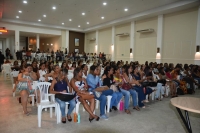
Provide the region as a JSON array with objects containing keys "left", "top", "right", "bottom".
[{"left": 86, "top": 65, "right": 113, "bottom": 120}]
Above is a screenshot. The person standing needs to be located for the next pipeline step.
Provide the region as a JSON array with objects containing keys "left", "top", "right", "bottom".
[
  {"left": 0, "top": 51, "right": 5, "bottom": 72},
  {"left": 5, "top": 48, "right": 10, "bottom": 58}
]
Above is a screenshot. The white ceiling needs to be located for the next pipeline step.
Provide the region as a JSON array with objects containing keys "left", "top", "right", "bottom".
[{"left": 0, "top": 0, "right": 199, "bottom": 33}]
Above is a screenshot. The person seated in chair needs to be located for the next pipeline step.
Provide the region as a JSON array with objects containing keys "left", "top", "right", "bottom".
[
  {"left": 17, "top": 64, "right": 38, "bottom": 115},
  {"left": 86, "top": 65, "right": 113, "bottom": 120},
  {"left": 70, "top": 67, "right": 99, "bottom": 122},
  {"left": 4, "top": 58, "right": 11, "bottom": 64},
  {"left": 102, "top": 66, "right": 123, "bottom": 112},
  {"left": 49, "top": 69, "right": 76, "bottom": 123}
]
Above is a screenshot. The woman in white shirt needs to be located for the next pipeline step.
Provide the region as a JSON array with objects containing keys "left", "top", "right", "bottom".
[
  {"left": 81, "top": 64, "right": 88, "bottom": 79},
  {"left": 37, "top": 63, "right": 48, "bottom": 82}
]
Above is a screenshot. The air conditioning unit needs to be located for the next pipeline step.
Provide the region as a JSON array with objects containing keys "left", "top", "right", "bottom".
[
  {"left": 88, "top": 38, "right": 96, "bottom": 41},
  {"left": 116, "top": 33, "right": 129, "bottom": 37},
  {"left": 137, "top": 29, "right": 154, "bottom": 33}
]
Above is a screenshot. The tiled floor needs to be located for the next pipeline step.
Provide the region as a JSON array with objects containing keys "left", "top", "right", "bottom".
[{"left": 0, "top": 74, "right": 200, "bottom": 133}]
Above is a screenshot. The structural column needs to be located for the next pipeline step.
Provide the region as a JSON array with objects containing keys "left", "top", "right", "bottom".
[
  {"left": 15, "top": 30, "right": 19, "bottom": 52},
  {"left": 36, "top": 34, "right": 39, "bottom": 50},
  {"left": 111, "top": 26, "right": 115, "bottom": 61},
  {"left": 195, "top": 6, "right": 200, "bottom": 65},
  {"left": 95, "top": 30, "right": 99, "bottom": 53},
  {"left": 66, "top": 30, "right": 69, "bottom": 52},
  {"left": 156, "top": 15, "right": 163, "bottom": 63},
  {"left": 130, "top": 21, "right": 135, "bottom": 62}
]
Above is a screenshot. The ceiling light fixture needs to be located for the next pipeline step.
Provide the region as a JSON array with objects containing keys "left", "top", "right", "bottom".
[
  {"left": 82, "top": 12, "right": 85, "bottom": 15},
  {"left": 23, "top": 1, "right": 27, "bottom": 4},
  {"left": 78, "top": 25, "right": 80, "bottom": 27},
  {"left": 52, "top": 6, "right": 56, "bottom": 10},
  {"left": 87, "top": 22, "right": 89, "bottom": 24},
  {"left": 16, "top": 16, "right": 19, "bottom": 18},
  {"left": 69, "top": 19, "right": 72, "bottom": 21},
  {"left": 19, "top": 10, "right": 22, "bottom": 13},
  {"left": 124, "top": 8, "right": 128, "bottom": 11},
  {"left": 51, "top": 43, "right": 53, "bottom": 46},
  {"left": 62, "top": 23, "right": 64, "bottom": 25},
  {"left": 101, "top": 16, "right": 104, "bottom": 19},
  {"left": 43, "top": 15, "right": 46, "bottom": 17},
  {"left": 103, "top": 2, "right": 107, "bottom": 5},
  {"left": 38, "top": 19, "right": 41, "bottom": 21}
]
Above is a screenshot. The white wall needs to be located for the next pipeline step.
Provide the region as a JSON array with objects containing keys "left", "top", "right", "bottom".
[
  {"left": 84, "top": 7, "right": 199, "bottom": 64},
  {"left": 162, "top": 8, "right": 198, "bottom": 64},
  {"left": 84, "top": 31, "right": 96, "bottom": 53},
  {"left": 115, "top": 23, "right": 131, "bottom": 62},
  {"left": 20, "top": 36, "right": 26, "bottom": 50},
  {"left": 98, "top": 28, "right": 112, "bottom": 55},
  {"left": 134, "top": 17, "right": 157, "bottom": 63}
]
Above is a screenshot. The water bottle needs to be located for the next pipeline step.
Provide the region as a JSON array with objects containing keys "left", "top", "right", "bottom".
[
  {"left": 77, "top": 113, "right": 80, "bottom": 123},
  {"left": 74, "top": 113, "right": 77, "bottom": 123},
  {"left": 120, "top": 100, "right": 124, "bottom": 111}
]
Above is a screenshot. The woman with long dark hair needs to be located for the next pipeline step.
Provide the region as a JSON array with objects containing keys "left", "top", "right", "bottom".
[
  {"left": 70, "top": 67, "right": 99, "bottom": 122},
  {"left": 102, "top": 66, "right": 123, "bottom": 112},
  {"left": 17, "top": 64, "right": 37, "bottom": 115},
  {"left": 123, "top": 65, "right": 146, "bottom": 108},
  {"left": 49, "top": 67, "right": 75, "bottom": 123}
]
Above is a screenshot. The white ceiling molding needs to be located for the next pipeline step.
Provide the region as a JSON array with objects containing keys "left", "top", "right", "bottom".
[
  {"left": 0, "top": 18, "right": 84, "bottom": 32},
  {"left": 84, "top": 0, "right": 199, "bottom": 32}
]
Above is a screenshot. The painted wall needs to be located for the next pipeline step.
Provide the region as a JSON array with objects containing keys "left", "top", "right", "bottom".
[
  {"left": 84, "top": 7, "right": 199, "bottom": 64},
  {"left": 40, "top": 36, "right": 61, "bottom": 52},
  {"left": 98, "top": 28, "right": 112, "bottom": 55},
  {"left": 134, "top": 17, "right": 158, "bottom": 64},
  {"left": 115, "top": 23, "right": 131, "bottom": 62},
  {"left": 69, "top": 31, "right": 85, "bottom": 53},
  {"left": 162, "top": 8, "right": 198, "bottom": 64},
  {"left": 84, "top": 31, "right": 96, "bottom": 53}
]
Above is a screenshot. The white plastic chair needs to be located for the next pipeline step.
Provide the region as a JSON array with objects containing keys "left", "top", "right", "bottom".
[
  {"left": 36, "top": 53, "right": 42, "bottom": 61},
  {"left": 36, "top": 82, "right": 58, "bottom": 127},
  {"left": 95, "top": 95, "right": 112, "bottom": 113},
  {"left": 10, "top": 70, "right": 19, "bottom": 85},
  {"left": 2, "top": 64, "right": 11, "bottom": 79},
  {"left": 43, "top": 53, "right": 47, "bottom": 61},
  {"left": 29, "top": 81, "right": 38, "bottom": 106},
  {"left": 31, "top": 53, "right": 36, "bottom": 60}
]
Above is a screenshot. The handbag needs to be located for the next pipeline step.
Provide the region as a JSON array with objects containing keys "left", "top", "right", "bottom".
[
  {"left": 55, "top": 93, "right": 76, "bottom": 102},
  {"left": 110, "top": 85, "right": 118, "bottom": 92},
  {"left": 157, "top": 79, "right": 166, "bottom": 86},
  {"left": 121, "top": 77, "right": 132, "bottom": 90},
  {"left": 77, "top": 93, "right": 94, "bottom": 100},
  {"left": 148, "top": 82, "right": 157, "bottom": 87},
  {"left": 141, "top": 82, "right": 149, "bottom": 87}
]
